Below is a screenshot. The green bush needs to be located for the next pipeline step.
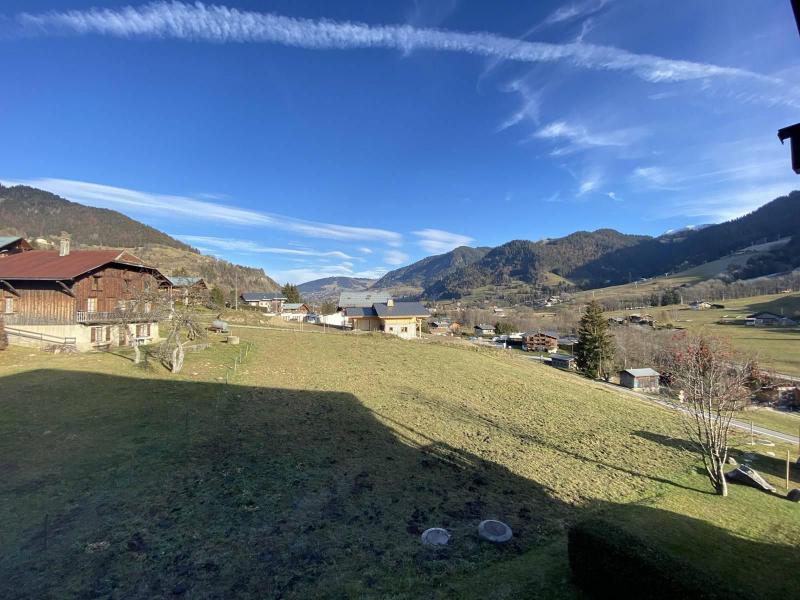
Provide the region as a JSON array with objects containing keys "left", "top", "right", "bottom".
[{"left": 568, "top": 517, "right": 750, "bottom": 600}]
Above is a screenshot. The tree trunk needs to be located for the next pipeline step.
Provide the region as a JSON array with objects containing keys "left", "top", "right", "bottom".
[{"left": 171, "top": 344, "right": 185, "bottom": 374}]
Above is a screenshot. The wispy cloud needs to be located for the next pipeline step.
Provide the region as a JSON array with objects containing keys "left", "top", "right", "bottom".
[
  {"left": 384, "top": 249, "right": 410, "bottom": 265},
  {"left": 413, "top": 228, "right": 475, "bottom": 254},
  {"left": 3, "top": 177, "right": 402, "bottom": 244},
  {"left": 358, "top": 247, "right": 373, "bottom": 254},
  {"left": 497, "top": 79, "right": 542, "bottom": 132},
  {"left": 14, "top": 1, "right": 774, "bottom": 85},
  {"left": 174, "top": 235, "right": 355, "bottom": 259},
  {"left": 577, "top": 175, "right": 602, "bottom": 196},
  {"left": 542, "top": 0, "right": 611, "bottom": 27},
  {"left": 533, "top": 120, "right": 647, "bottom": 154}
]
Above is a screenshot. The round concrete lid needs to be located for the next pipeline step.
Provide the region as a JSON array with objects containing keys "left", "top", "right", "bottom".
[
  {"left": 478, "top": 520, "right": 513, "bottom": 543},
  {"left": 421, "top": 528, "right": 450, "bottom": 546}
]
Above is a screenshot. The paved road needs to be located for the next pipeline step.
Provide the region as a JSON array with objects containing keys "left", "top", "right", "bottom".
[{"left": 528, "top": 356, "right": 800, "bottom": 447}]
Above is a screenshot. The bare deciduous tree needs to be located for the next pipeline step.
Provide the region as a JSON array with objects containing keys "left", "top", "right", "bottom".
[{"left": 660, "top": 332, "right": 754, "bottom": 496}]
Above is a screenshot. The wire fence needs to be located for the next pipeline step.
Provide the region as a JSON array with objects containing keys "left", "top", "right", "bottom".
[{"left": 224, "top": 341, "right": 253, "bottom": 384}]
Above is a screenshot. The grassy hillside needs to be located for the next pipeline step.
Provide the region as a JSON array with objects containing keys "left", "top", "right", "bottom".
[
  {"left": 1, "top": 330, "right": 797, "bottom": 598},
  {"left": 375, "top": 246, "right": 491, "bottom": 290}
]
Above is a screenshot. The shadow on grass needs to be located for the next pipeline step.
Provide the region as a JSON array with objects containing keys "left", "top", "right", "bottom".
[{"left": 0, "top": 370, "right": 795, "bottom": 599}]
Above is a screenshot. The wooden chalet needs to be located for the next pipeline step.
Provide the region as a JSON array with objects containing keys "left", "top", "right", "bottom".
[
  {"left": 163, "top": 275, "right": 210, "bottom": 305},
  {"left": 0, "top": 241, "right": 165, "bottom": 351},
  {"left": 281, "top": 303, "right": 311, "bottom": 321},
  {"left": 474, "top": 324, "right": 495, "bottom": 337},
  {"left": 522, "top": 331, "right": 559, "bottom": 353},
  {"left": 0, "top": 236, "right": 33, "bottom": 257},
  {"left": 344, "top": 298, "right": 429, "bottom": 339}
]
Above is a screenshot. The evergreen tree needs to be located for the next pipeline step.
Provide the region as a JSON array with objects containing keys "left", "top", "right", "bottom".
[
  {"left": 575, "top": 300, "right": 613, "bottom": 379},
  {"left": 282, "top": 283, "right": 301, "bottom": 303}
]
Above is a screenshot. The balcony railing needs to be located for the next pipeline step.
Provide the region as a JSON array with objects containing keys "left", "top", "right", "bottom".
[{"left": 76, "top": 310, "right": 160, "bottom": 324}]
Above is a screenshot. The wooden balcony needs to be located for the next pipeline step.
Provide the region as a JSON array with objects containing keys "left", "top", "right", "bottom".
[{"left": 76, "top": 310, "right": 159, "bottom": 324}]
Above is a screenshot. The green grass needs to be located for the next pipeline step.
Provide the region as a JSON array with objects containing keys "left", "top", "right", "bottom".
[
  {"left": 1, "top": 331, "right": 798, "bottom": 599},
  {"left": 742, "top": 407, "right": 800, "bottom": 438},
  {"left": 609, "top": 292, "right": 800, "bottom": 375}
]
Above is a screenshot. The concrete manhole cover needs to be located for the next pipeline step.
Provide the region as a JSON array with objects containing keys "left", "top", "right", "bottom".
[
  {"left": 421, "top": 528, "right": 450, "bottom": 546},
  {"left": 478, "top": 520, "right": 512, "bottom": 543}
]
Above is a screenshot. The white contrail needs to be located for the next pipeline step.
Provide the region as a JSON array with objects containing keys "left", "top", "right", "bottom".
[{"left": 16, "top": 1, "right": 771, "bottom": 84}]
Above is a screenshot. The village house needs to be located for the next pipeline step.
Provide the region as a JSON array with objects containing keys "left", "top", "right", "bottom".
[
  {"left": 474, "top": 324, "right": 495, "bottom": 337},
  {"left": 0, "top": 240, "right": 165, "bottom": 351},
  {"left": 344, "top": 297, "right": 429, "bottom": 339},
  {"left": 281, "top": 302, "right": 311, "bottom": 321},
  {"left": 745, "top": 311, "right": 798, "bottom": 327},
  {"left": 619, "top": 368, "right": 661, "bottom": 392},
  {"left": 0, "top": 236, "right": 33, "bottom": 257},
  {"left": 522, "top": 331, "right": 559, "bottom": 353},
  {"left": 163, "top": 275, "right": 209, "bottom": 305},
  {"left": 550, "top": 354, "right": 576, "bottom": 370},
  {"left": 428, "top": 318, "right": 459, "bottom": 335},
  {"left": 240, "top": 291, "right": 287, "bottom": 313}
]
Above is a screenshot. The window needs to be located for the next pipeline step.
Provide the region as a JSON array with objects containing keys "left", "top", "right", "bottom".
[
  {"left": 136, "top": 323, "right": 151, "bottom": 338},
  {"left": 87, "top": 298, "right": 97, "bottom": 313},
  {"left": 91, "top": 276, "right": 103, "bottom": 291},
  {"left": 90, "top": 326, "right": 102, "bottom": 343},
  {"left": 401, "top": 326, "right": 408, "bottom": 333},
  {"left": 3, "top": 297, "right": 14, "bottom": 314}
]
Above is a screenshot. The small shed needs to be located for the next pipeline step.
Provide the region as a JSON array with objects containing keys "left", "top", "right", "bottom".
[
  {"left": 550, "top": 354, "right": 576, "bottom": 370},
  {"left": 620, "top": 368, "right": 660, "bottom": 391}
]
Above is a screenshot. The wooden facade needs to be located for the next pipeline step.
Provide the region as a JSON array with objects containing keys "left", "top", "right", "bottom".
[
  {"left": 1, "top": 265, "right": 160, "bottom": 326},
  {"left": 523, "top": 331, "right": 559, "bottom": 353}
]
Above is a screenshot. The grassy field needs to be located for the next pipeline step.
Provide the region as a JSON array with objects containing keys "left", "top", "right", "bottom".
[
  {"left": 1, "top": 330, "right": 798, "bottom": 599},
  {"left": 610, "top": 292, "right": 800, "bottom": 375}
]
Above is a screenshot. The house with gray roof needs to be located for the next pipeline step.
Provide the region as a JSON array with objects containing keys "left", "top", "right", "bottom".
[
  {"left": 163, "top": 275, "right": 209, "bottom": 305},
  {"left": 337, "top": 290, "right": 392, "bottom": 310},
  {"left": 344, "top": 298, "right": 429, "bottom": 339},
  {"left": 0, "top": 236, "right": 33, "bottom": 257}
]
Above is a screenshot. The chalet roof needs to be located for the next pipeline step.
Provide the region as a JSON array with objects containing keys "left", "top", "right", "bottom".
[
  {"left": 241, "top": 292, "right": 286, "bottom": 302},
  {"left": 621, "top": 368, "right": 660, "bottom": 378},
  {"left": 475, "top": 324, "right": 494, "bottom": 330},
  {"left": 373, "top": 301, "right": 429, "bottom": 318},
  {"left": 338, "top": 290, "right": 391, "bottom": 308},
  {"left": 523, "top": 330, "right": 559, "bottom": 339},
  {"left": 283, "top": 303, "right": 307, "bottom": 310},
  {"left": 165, "top": 275, "right": 204, "bottom": 287},
  {"left": 344, "top": 306, "right": 377, "bottom": 317},
  {"left": 0, "top": 236, "right": 24, "bottom": 248},
  {"left": 0, "top": 249, "right": 157, "bottom": 280}
]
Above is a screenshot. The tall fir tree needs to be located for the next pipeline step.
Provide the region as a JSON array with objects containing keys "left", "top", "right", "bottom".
[
  {"left": 281, "top": 283, "right": 301, "bottom": 304},
  {"left": 575, "top": 300, "right": 613, "bottom": 379}
]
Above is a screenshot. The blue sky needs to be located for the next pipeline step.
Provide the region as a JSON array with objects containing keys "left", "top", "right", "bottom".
[{"left": 1, "top": 1, "right": 799, "bottom": 284}]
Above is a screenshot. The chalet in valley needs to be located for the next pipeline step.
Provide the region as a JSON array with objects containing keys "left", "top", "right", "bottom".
[
  {"left": 281, "top": 302, "right": 312, "bottom": 321},
  {"left": 0, "top": 236, "right": 33, "bottom": 257},
  {"left": 522, "top": 331, "right": 559, "bottom": 353},
  {"left": 240, "top": 291, "right": 286, "bottom": 313},
  {"left": 619, "top": 368, "right": 661, "bottom": 392},
  {"left": 474, "top": 324, "right": 495, "bottom": 337},
  {"left": 163, "top": 275, "right": 209, "bottom": 305},
  {"left": 339, "top": 292, "right": 429, "bottom": 339},
  {"left": 428, "top": 318, "right": 459, "bottom": 335},
  {"left": 0, "top": 239, "right": 165, "bottom": 351}
]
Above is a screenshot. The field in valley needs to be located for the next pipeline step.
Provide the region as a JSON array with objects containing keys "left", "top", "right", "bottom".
[
  {"left": 1, "top": 328, "right": 799, "bottom": 598},
  {"left": 609, "top": 292, "right": 800, "bottom": 376}
]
